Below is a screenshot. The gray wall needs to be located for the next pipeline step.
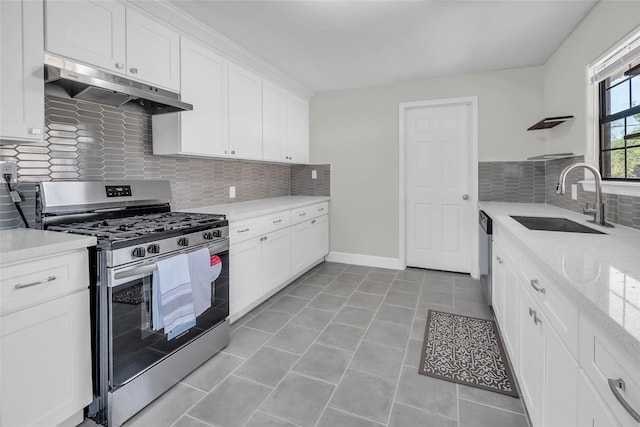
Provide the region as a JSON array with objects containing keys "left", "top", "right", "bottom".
[{"left": 0, "top": 95, "right": 329, "bottom": 229}]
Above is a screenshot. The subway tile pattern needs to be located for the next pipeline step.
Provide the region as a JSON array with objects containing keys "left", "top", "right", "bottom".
[
  {"left": 478, "top": 161, "right": 546, "bottom": 203},
  {"left": 543, "top": 156, "right": 584, "bottom": 213},
  {"left": 290, "top": 164, "right": 331, "bottom": 196},
  {"left": 0, "top": 95, "right": 324, "bottom": 229}
]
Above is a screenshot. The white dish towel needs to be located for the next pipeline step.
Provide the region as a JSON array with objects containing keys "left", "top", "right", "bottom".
[
  {"left": 151, "top": 254, "right": 196, "bottom": 340},
  {"left": 188, "top": 248, "right": 212, "bottom": 317}
]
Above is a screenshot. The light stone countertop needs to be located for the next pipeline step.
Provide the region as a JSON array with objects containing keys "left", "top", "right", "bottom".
[
  {"left": 181, "top": 196, "right": 330, "bottom": 222},
  {"left": 479, "top": 202, "right": 640, "bottom": 361},
  {"left": 0, "top": 228, "right": 96, "bottom": 265}
]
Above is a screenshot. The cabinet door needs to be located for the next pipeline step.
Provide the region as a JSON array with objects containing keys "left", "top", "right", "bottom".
[
  {"left": 44, "top": 0, "right": 126, "bottom": 73},
  {"left": 519, "top": 289, "right": 544, "bottom": 427},
  {"left": 502, "top": 260, "right": 520, "bottom": 369},
  {"left": 309, "top": 215, "right": 329, "bottom": 262},
  {"left": 1, "top": 0, "right": 44, "bottom": 143},
  {"left": 578, "top": 370, "right": 622, "bottom": 427},
  {"left": 262, "top": 80, "right": 289, "bottom": 162},
  {"left": 1, "top": 290, "right": 92, "bottom": 427},
  {"left": 291, "top": 220, "right": 312, "bottom": 276},
  {"left": 543, "top": 320, "right": 578, "bottom": 427},
  {"left": 228, "top": 63, "right": 262, "bottom": 160},
  {"left": 126, "top": 8, "right": 180, "bottom": 91},
  {"left": 286, "top": 93, "right": 309, "bottom": 164},
  {"left": 261, "top": 228, "right": 292, "bottom": 292},
  {"left": 229, "top": 238, "right": 261, "bottom": 319},
  {"left": 491, "top": 243, "right": 504, "bottom": 324},
  {"left": 179, "top": 37, "right": 228, "bottom": 156}
]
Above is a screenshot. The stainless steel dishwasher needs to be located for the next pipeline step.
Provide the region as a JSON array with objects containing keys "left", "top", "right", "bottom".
[{"left": 479, "top": 210, "right": 493, "bottom": 306}]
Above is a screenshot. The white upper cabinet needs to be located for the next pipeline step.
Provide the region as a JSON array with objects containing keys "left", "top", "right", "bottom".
[
  {"left": 228, "top": 63, "right": 263, "bottom": 160},
  {"left": 153, "top": 37, "right": 228, "bottom": 157},
  {"left": 125, "top": 8, "right": 179, "bottom": 91},
  {"left": 45, "top": 0, "right": 126, "bottom": 73},
  {"left": 44, "top": 1, "right": 180, "bottom": 90},
  {"left": 1, "top": 0, "right": 44, "bottom": 143},
  {"left": 262, "top": 80, "right": 309, "bottom": 164}
]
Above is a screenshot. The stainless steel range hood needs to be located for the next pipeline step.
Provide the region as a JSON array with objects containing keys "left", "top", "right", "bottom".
[{"left": 44, "top": 54, "right": 192, "bottom": 114}]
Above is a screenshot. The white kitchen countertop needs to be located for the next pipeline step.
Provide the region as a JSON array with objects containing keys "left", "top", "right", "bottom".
[
  {"left": 0, "top": 228, "right": 97, "bottom": 265},
  {"left": 479, "top": 202, "right": 640, "bottom": 360},
  {"left": 181, "top": 196, "right": 330, "bottom": 221}
]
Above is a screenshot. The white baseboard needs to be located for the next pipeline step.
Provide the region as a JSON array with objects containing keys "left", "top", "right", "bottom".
[{"left": 326, "top": 251, "right": 404, "bottom": 270}]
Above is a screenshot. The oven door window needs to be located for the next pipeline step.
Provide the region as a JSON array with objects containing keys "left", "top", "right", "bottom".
[{"left": 109, "top": 249, "right": 229, "bottom": 389}]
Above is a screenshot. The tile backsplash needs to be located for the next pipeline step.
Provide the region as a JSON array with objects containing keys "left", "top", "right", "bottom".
[
  {"left": 480, "top": 155, "right": 640, "bottom": 230},
  {"left": 0, "top": 95, "right": 330, "bottom": 229}
]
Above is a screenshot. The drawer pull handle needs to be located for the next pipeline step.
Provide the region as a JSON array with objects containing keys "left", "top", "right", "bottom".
[
  {"left": 528, "top": 307, "right": 541, "bottom": 325},
  {"left": 311, "top": 219, "right": 316, "bottom": 224},
  {"left": 496, "top": 256, "right": 503, "bottom": 264},
  {"left": 530, "top": 279, "right": 546, "bottom": 294},
  {"left": 237, "top": 228, "right": 250, "bottom": 233},
  {"left": 299, "top": 213, "right": 306, "bottom": 217},
  {"left": 318, "top": 207, "right": 325, "bottom": 211},
  {"left": 273, "top": 219, "right": 282, "bottom": 224},
  {"left": 15, "top": 275, "right": 56, "bottom": 290},
  {"left": 608, "top": 378, "right": 640, "bottom": 422}
]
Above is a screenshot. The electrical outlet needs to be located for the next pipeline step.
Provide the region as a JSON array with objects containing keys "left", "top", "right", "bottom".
[
  {"left": 229, "top": 186, "right": 236, "bottom": 199},
  {"left": 571, "top": 184, "right": 578, "bottom": 200},
  {"left": 0, "top": 161, "right": 17, "bottom": 183},
  {"left": 311, "top": 170, "right": 317, "bottom": 180}
]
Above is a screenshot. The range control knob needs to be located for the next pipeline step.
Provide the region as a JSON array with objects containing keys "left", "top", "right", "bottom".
[
  {"left": 203, "top": 232, "right": 214, "bottom": 240},
  {"left": 132, "top": 247, "right": 146, "bottom": 258},
  {"left": 147, "top": 243, "right": 160, "bottom": 254},
  {"left": 178, "top": 237, "right": 189, "bottom": 247}
]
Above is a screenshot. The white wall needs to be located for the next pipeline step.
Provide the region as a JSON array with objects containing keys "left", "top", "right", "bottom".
[
  {"left": 310, "top": 67, "right": 542, "bottom": 259},
  {"left": 542, "top": 1, "right": 640, "bottom": 158}
]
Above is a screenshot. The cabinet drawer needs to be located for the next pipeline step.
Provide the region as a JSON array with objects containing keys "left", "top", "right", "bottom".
[
  {"left": 229, "top": 218, "right": 261, "bottom": 244},
  {"left": 1, "top": 250, "right": 89, "bottom": 314},
  {"left": 291, "top": 201, "right": 329, "bottom": 225},
  {"left": 580, "top": 315, "right": 640, "bottom": 426},
  {"left": 521, "top": 256, "right": 578, "bottom": 356},
  {"left": 260, "top": 210, "right": 291, "bottom": 234}
]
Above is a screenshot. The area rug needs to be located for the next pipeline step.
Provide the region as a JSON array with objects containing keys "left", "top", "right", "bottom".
[{"left": 419, "top": 310, "right": 518, "bottom": 397}]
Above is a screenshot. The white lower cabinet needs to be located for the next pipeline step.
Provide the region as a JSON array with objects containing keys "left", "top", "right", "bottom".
[
  {"left": 578, "top": 370, "right": 622, "bottom": 427},
  {"left": 501, "top": 259, "right": 520, "bottom": 367},
  {"left": 491, "top": 242, "right": 505, "bottom": 324},
  {"left": 229, "top": 236, "right": 262, "bottom": 318},
  {"left": 518, "top": 288, "right": 545, "bottom": 427},
  {"left": 291, "top": 214, "right": 329, "bottom": 277},
  {"left": 260, "top": 227, "right": 292, "bottom": 293}
]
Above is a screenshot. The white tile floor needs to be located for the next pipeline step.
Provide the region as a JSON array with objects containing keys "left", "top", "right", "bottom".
[{"left": 102, "top": 262, "right": 531, "bottom": 427}]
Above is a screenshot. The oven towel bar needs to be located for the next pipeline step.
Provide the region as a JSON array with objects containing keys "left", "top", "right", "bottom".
[
  {"left": 188, "top": 248, "right": 213, "bottom": 317},
  {"left": 152, "top": 254, "right": 196, "bottom": 340}
]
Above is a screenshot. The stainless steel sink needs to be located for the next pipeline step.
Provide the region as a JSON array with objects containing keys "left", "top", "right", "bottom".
[{"left": 510, "top": 216, "right": 606, "bottom": 234}]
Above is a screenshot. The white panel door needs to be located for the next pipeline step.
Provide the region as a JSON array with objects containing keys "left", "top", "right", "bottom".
[
  {"left": 262, "top": 80, "right": 288, "bottom": 162},
  {"left": 543, "top": 320, "right": 578, "bottom": 427},
  {"left": 228, "top": 63, "right": 262, "bottom": 160},
  {"left": 502, "top": 260, "right": 520, "bottom": 368},
  {"left": 1, "top": 0, "right": 44, "bottom": 143},
  {"left": 126, "top": 8, "right": 180, "bottom": 90},
  {"left": 578, "top": 371, "right": 621, "bottom": 427},
  {"left": 229, "top": 238, "right": 261, "bottom": 318},
  {"left": 261, "top": 228, "right": 292, "bottom": 292},
  {"left": 405, "top": 102, "right": 473, "bottom": 272},
  {"left": 519, "top": 290, "right": 544, "bottom": 427},
  {"left": 309, "top": 215, "right": 329, "bottom": 262},
  {"left": 291, "top": 220, "right": 312, "bottom": 275},
  {"left": 45, "top": 0, "right": 126, "bottom": 73}
]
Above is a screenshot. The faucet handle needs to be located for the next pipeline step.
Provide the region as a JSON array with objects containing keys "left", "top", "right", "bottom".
[{"left": 583, "top": 202, "right": 596, "bottom": 214}]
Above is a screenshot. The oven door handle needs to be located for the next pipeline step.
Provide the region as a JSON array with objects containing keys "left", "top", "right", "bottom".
[{"left": 113, "top": 242, "right": 228, "bottom": 281}]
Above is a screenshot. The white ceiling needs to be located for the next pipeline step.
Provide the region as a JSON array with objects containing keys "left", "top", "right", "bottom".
[{"left": 167, "top": 0, "right": 598, "bottom": 93}]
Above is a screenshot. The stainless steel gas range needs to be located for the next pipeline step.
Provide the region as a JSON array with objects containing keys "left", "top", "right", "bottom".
[{"left": 36, "top": 180, "right": 230, "bottom": 427}]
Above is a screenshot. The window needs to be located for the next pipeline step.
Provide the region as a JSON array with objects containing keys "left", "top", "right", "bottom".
[{"left": 599, "top": 63, "right": 640, "bottom": 180}]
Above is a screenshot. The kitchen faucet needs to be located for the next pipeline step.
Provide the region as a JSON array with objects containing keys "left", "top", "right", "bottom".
[{"left": 556, "top": 162, "right": 612, "bottom": 227}]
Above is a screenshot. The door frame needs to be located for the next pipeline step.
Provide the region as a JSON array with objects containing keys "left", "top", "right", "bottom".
[{"left": 398, "top": 96, "right": 479, "bottom": 278}]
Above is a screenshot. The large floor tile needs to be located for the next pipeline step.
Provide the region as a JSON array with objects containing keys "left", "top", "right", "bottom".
[
  {"left": 317, "top": 407, "right": 384, "bottom": 427},
  {"left": 330, "top": 369, "right": 396, "bottom": 424},
  {"left": 346, "top": 265, "right": 372, "bottom": 274},
  {"left": 333, "top": 272, "right": 367, "bottom": 285},
  {"left": 333, "top": 306, "right": 376, "bottom": 328},
  {"left": 244, "top": 310, "right": 293, "bottom": 333},
  {"left": 316, "top": 262, "right": 350, "bottom": 276},
  {"left": 422, "top": 278, "right": 454, "bottom": 292},
  {"left": 266, "top": 324, "right": 320, "bottom": 354},
  {"left": 394, "top": 366, "right": 458, "bottom": 419},
  {"left": 181, "top": 352, "right": 244, "bottom": 391},
  {"left": 224, "top": 327, "right": 272, "bottom": 358},
  {"left": 374, "top": 304, "right": 415, "bottom": 326},
  {"left": 458, "top": 383, "right": 524, "bottom": 414},
  {"left": 403, "top": 339, "right": 423, "bottom": 369},
  {"left": 363, "top": 320, "right": 410, "bottom": 349},
  {"left": 454, "top": 287, "right": 486, "bottom": 305},
  {"left": 388, "top": 403, "right": 457, "bottom": 427},
  {"left": 454, "top": 275, "right": 482, "bottom": 290},
  {"left": 410, "top": 317, "right": 427, "bottom": 341},
  {"left": 350, "top": 340, "right": 404, "bottom": 380},
  {"left": 289, "top": 307, "right": 335, "bottom": 331},
  {"left": 389, "top": 279, "right": 422, "bottom": 295},
  {"left": 346, "top": 292, "right": 384, "bottom": 310},
  {"left": 245, "top": 411, "right": 298, "bottom": 427},
  {"left": 420, "top": 289, "right": 455, "bottom": 306},
  {"left": 395, "top": 269, "right": 425, "bottom": 283},
  {"left": 268, "top": 295, "right": 309, "bottom": 315},
  {"left": 288, "top": 284, "right": 324, "bottom": 299},
  {"left": 357, "top": 280, "right": 391, "bottom": 295},
  {"left": 293, "top": 343, "right": 352, "bottom": 383},
  {"left": 367, "top": 271, "right": 396, "bottom": 284},
  {"left": 458, "top": 399, "right": 529, "bottom": 427},
  {"left": 454, "top": 301, "right": 493, "bottom": 320},
  {"left": 234, "top": 346, "right": 299, "bottom": 387},
  {"left": 415, "top": 301, "right": 454, "bottom": 320},
  {"left": 424, "top": 270, "right": 454, "bottom": 281},
  {"left": 188, "top": 376, "right": 272, "bottom": 427},
  {"left": 309, "top": 293, "right": 348, "bottom": 311},
  {"left": 383, "top": 290, "right": 418, "bottom": 309},
  {"left": 260, "top": 373, "right": 335, "bottom": 427},
  {"left": 123, "top": 383, "right": 204, "bottom": 427},
  {"left": 171, "top": 415, "right": 211, "bottom": 427},
  {"left": 324, "top": 281, "right": 359, "bottom": 297},
  {"left": 303, "top": 274, "right": 335, "bottom": 287},
  {"left": 316, "top": 322, "right": 366, "bottom": 351}
]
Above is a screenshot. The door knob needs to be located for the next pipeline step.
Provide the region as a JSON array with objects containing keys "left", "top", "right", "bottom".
[{"left": 462, "top": 194, "right": 469, "bottom": 200}]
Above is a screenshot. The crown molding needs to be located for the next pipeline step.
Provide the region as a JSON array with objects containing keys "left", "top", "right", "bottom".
[{"left": 126, "top": 0, "right": 314, "bottom": 99}]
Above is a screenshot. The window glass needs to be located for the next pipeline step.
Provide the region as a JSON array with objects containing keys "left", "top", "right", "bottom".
[
  {"left": 609, "top": 79, "right": 630, "bottom": 115},
  {"left": 627, "top": 146, "right": 640, "bottom": 178}
]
